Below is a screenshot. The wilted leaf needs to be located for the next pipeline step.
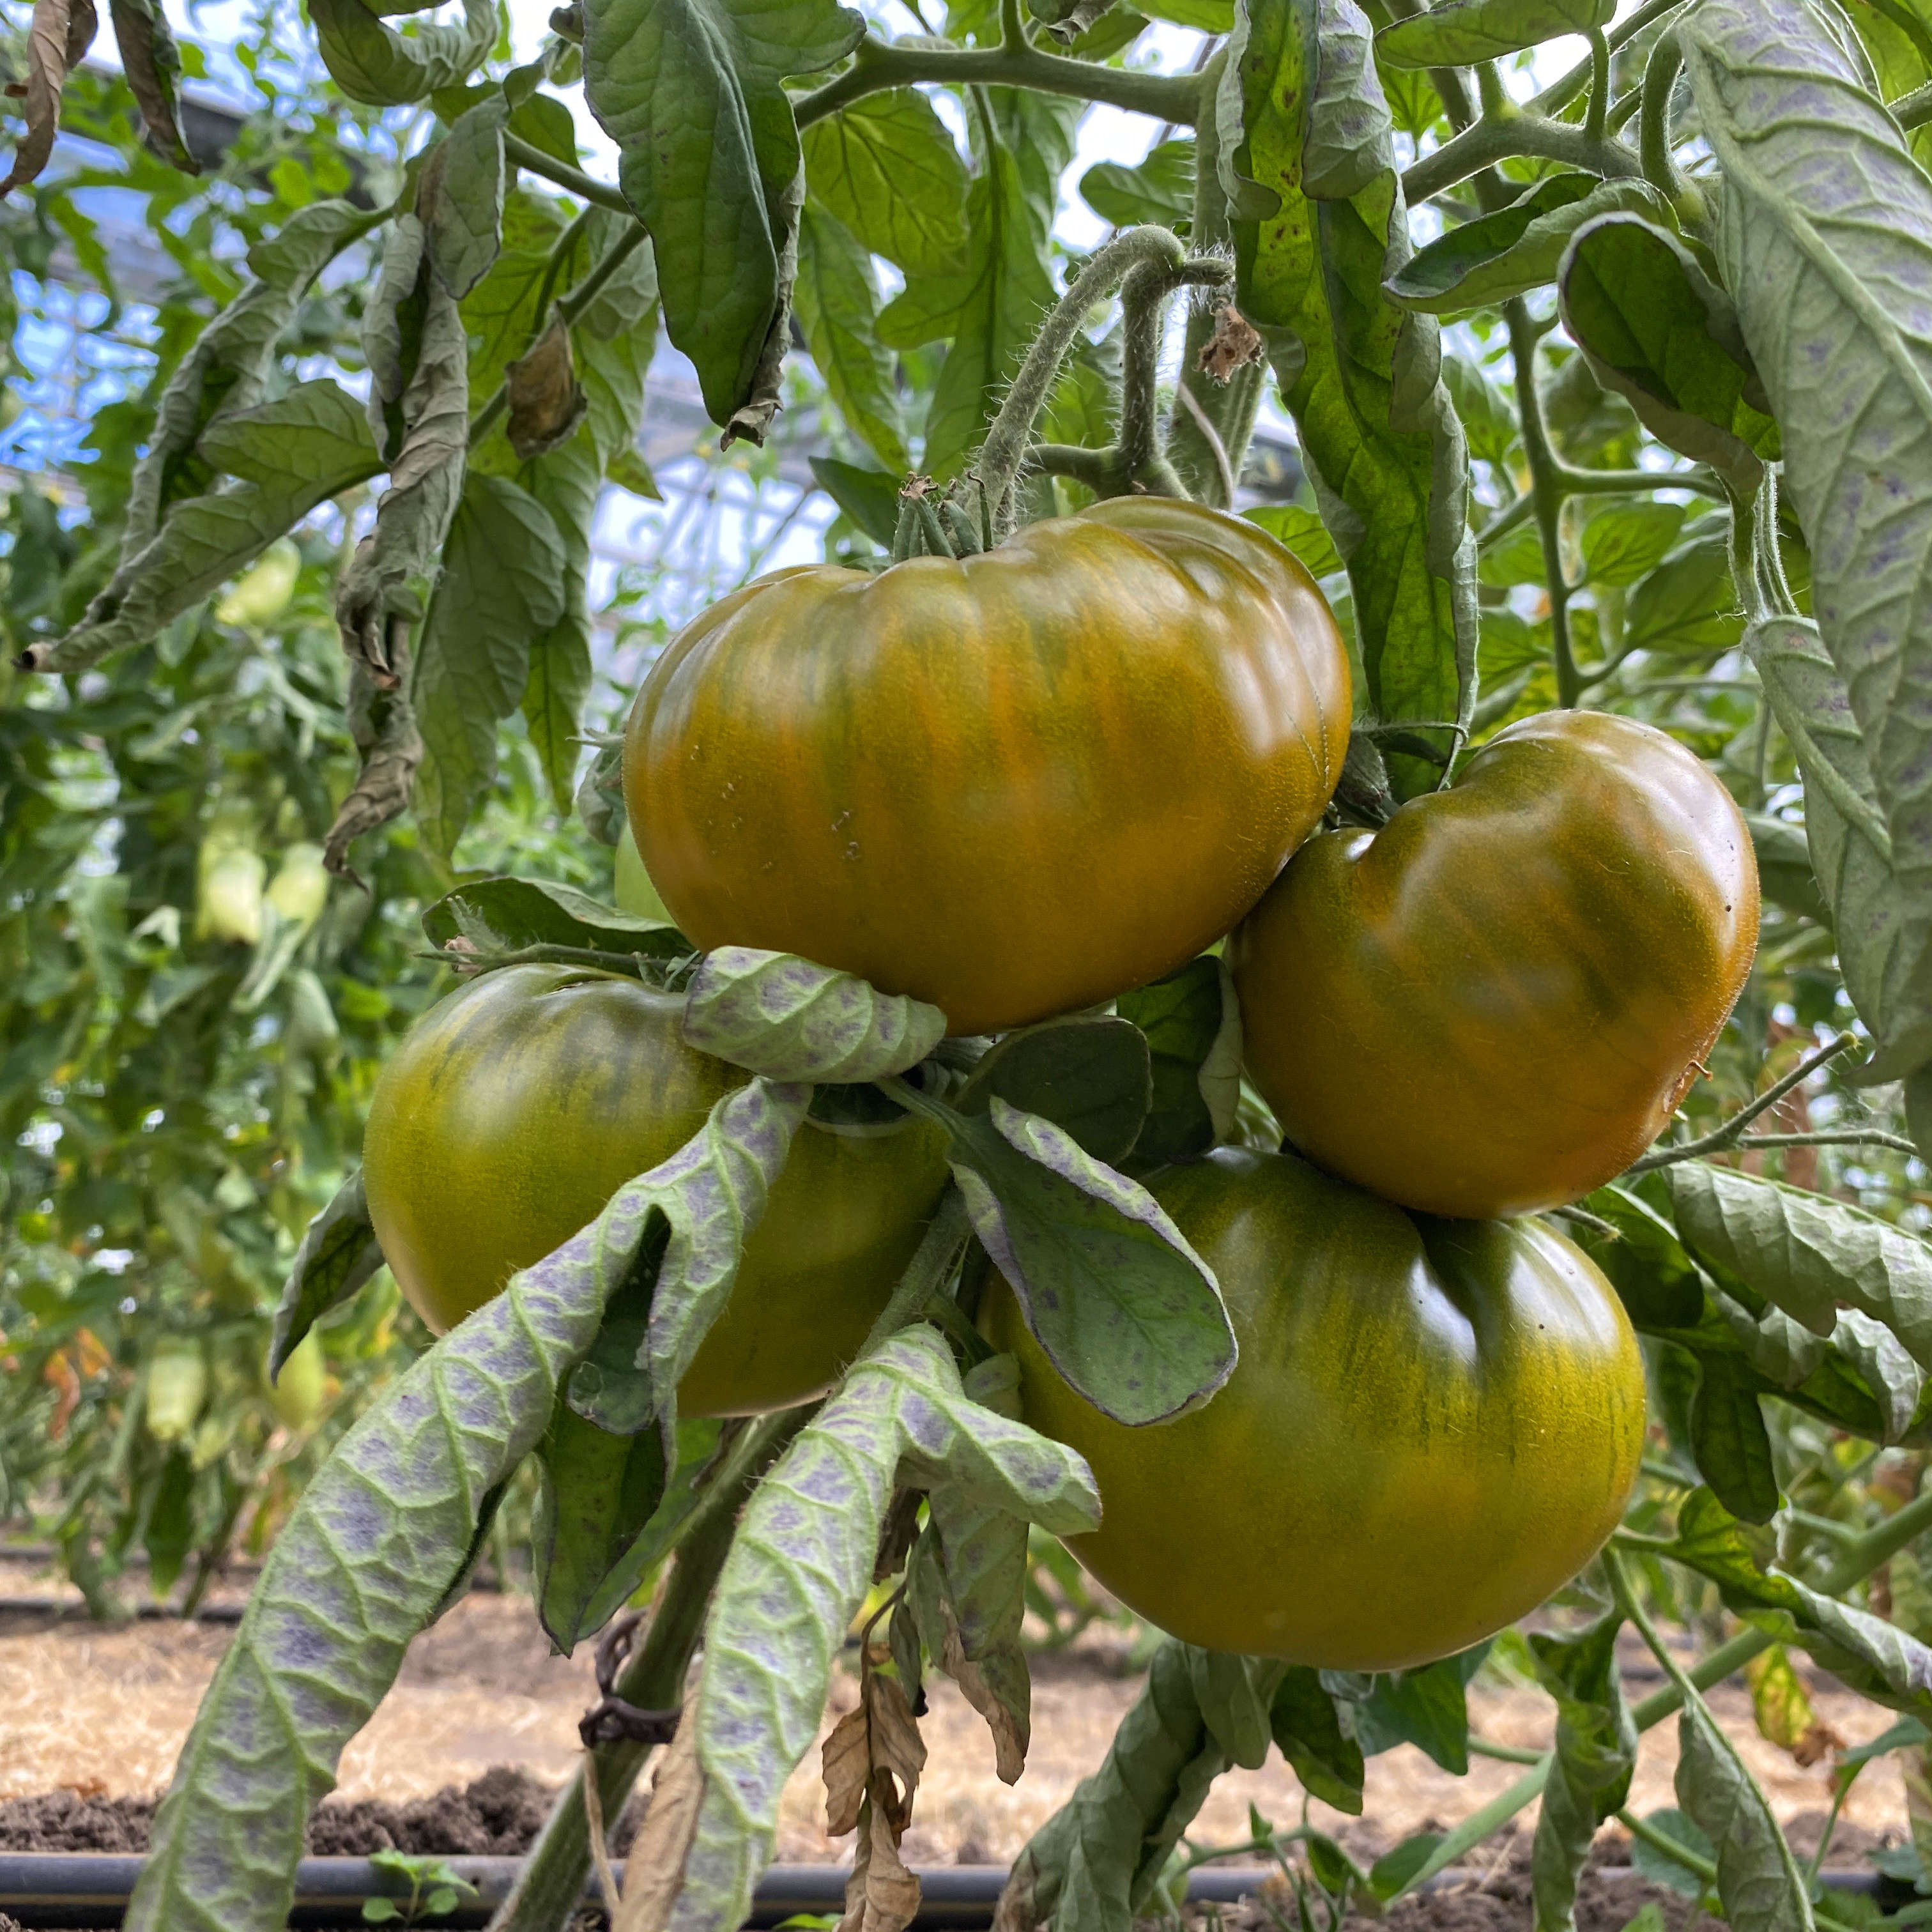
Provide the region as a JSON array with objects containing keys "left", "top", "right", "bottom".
[
  {"left": 420, "top": 96, "right": 507, "bottom": 299},
  {"left": 269, "top": 1169, "right": 385, "bottom": 1374},
  {"left": 0, "top": 0, "right": 97, "bottom": 196},
  {"left": 309, "top": 0, "right": 494, "bottom": 105},
  {"left": 1377, "top": 0, "right": 1612, "bottom": 65},
  {"left": 505, "top": 314, "right": 589, "bottom": 459},
  {"left": 108, "top": 0, "right": 195, "bottom": 169}
]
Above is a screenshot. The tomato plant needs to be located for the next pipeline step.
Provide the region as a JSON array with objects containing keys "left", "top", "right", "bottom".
[{"left": 12, "top": 1, "right": 1932, "bottom": 1931}]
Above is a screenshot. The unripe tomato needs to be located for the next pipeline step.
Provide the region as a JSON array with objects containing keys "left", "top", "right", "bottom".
[
  {"left": 266, "top": 842, "right": 330, "bottom": 929},
  {"left": 144, "top": 1336, "right": 209, "bottom": 1444},
  {"left": 1231, "top": 711, "right": 1758, "bottom": 1219},
  {"left": 215, "top": 537, "right": 302, "bottom": 629},
  {"left": 624, "top": 498, "right": 1350, "bottom": 1036},
  {"left": 268, "top": 1330, "right": 329, "bottom": 1432},
  {"left": 196, "top": 843, "right": 265, "bottom": 946},
  {"left": 362, "top": 965, "right": 952, "bottom": 1415},
  {"left": 983, "top": 1148, "right": 1644, "bottom": 1668},
  {"left": 614, "top": 824, "right": 672, "bottom": 923}
]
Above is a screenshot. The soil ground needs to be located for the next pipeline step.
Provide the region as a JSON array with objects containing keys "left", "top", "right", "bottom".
[{"left": 0, "top": 1552, "right": 1913, "bottom": 1899}]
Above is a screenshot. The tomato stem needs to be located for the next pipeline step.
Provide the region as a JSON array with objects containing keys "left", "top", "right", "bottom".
[{"left": 1623, "top": 1031, "right": 1859, "bottom": 1173}]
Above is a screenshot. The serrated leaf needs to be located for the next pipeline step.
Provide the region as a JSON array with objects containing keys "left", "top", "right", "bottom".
[
  {"left": 1684, "top": 0, "right": 1932, "bottom": 1086},
  {"left": 1558, "top": 213, "right": 1780, "bottom": 493},
  {"left": 269, "top": 1169, "right": 384, "bottom": 1374},
  {"left": 801, "top": 89, "right": 969, "bottom": 278},
  {"left": 682, "top": 947, "right": 946, "bottom": 1082},
  {"left": 795, "top": 202, "right": 908, "bottom": 471},
  {"left": 412, "top": 471, "right": 569, "bottom": 858},
  {"left": 1689, "top": 1351, "right": 1780, "bottom": 1524},
  {"left": 1079, "top": 138, "right": 1193, "bottom": 231},
  {"left": 957, "top": 1016, "right": 1151, "bottom": 1165},
  {"left": 119, "top": 1086, "right": 792, "bottom": 1932},
  {"left": 1241, "top": 502, "right": 1342, "bottom": 579},
  {"left": 309, "top": 0, "right": 494, "bottom": 103},
  {"left": 1748, "top": 616, "right": 1932, "bottom": 1085},
  {"left": 901, "top": 1089, "right": 1234, "bottom": 1427},
  {"left": 673, "top": 1326, "right": 1095, "bottom": 1932},
  {"left": 1115, "top": 958, "right": 1241, "bottom": 1165},
  {"left": 583, "top": 0, "right": 863, "bottom": 429},
  {"left": 1349, "top": 1645, "right": 1489, "bottom": 1774},
  {"left": 1377, "top": 0, "right": 1612, "bottom": 66},
  {"left": 1388, "top": 176, "right": 1666, "bottom": 316},
  {"left": 1184, "top": 1650, "right": 1279, "bottom": 1771},
  {"left": 422, "top": 874, "right": 688, "bottom": 955},
  {"left": 1579, "top": 500, "right": 1685, "bottom": 589},
  {"left": 1666, "top": 1163, "right": 1932, "bottom": 1372},
  {"left": 1577, "top": 1183, "right": 1711, "bottom": 1332},
  {"left": 1623, "top": 538, "right": 1744, "bottom": 657},
  {"left": 1222, "top": 0, "right": 1477, "bottom": 798}
]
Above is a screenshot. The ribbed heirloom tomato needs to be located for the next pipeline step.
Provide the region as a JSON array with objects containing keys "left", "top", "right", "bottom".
[
  {"left": 1232, "top": 710, "right": 1759, "bottom": 1219},
  {"left": 984, "top": 1148, "right": 1645, "bottom": 1669},
  {"left": 623, "top": 498, "right": 1351, "bottom": 1036},
  {"left": 362, "top": 965, "right": 952, "bottom": 1415}
]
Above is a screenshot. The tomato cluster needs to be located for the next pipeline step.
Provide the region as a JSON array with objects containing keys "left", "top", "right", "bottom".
[{"left": 364, "top": 499, "right": 1758, "bottom": 1669}]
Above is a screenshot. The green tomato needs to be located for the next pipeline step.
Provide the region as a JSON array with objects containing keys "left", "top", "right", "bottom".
[
  {"left": 362, "top": 964, "right": 953, "bottom": 1416},
  {"left": 614, "top": 824, "right": 672, "bottom": 923},
  {"left": 983, "top": 1146, "right": 1645, "bottom": 1669}
]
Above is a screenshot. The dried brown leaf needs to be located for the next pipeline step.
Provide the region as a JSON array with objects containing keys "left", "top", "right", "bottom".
[
  {"left": 108, "top": 0, "right": 195, "bottom": 171},
  {"left": 940, "top": 1623, "right": 1026, "bottom": 1784},
  {"left": 822, "top": 1703, "right": 871, "bottom": 1838},
  {"left": 613, "top": 1690, "right": 707, "bottom": 1932},
  {"left": 1, "top": 0, "right": 96, "bottom": 197},
  {"left": 839, "top": 1795, "right": 923, "bottom": 1932},
  {"left": 864, "top": 1673, "right": 926, "bottom": 1832},
  {"left": 1198, "top": 303, "right": 1264, "bottom": 384},
  {"left": 323, "top": 658, "right": 423, "bottom": 884},
  {"left": 506, "top": 313, "right": 588, "bottom": 460}
]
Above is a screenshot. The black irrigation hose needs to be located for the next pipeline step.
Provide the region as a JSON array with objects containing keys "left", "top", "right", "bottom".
[{"left": 0, "top": 1855, "right": 1890, "bottom": 1930}]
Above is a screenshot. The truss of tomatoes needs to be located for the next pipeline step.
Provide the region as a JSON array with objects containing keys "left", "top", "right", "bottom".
[{"left": 366, "top": 498, "right": 1758, "bottom": 1671}]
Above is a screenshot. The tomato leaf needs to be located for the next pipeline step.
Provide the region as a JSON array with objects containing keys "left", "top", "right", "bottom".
[
  {"left": 308, "top": 0, "right": 494, "bottom": 104},
  {"left": 1079, "top": 138, "right": 1194, "bottom": 232},
  {"left": 1578, "top": 501, "right": 1685, "bottom": 590},
  {"left": 670, "top": 1326, "right": 1095, "bottom": 1930},
  {"left": 1241, "top": 503, "right": 1342, "bottom": 579},
  {"left": 1184, "top": 1651, "right": 1278, "bottom": 1772},
  {"left": 421, "top": 872, "right": 688, "bottom": 956},
  {"left": 411, "top": 471, "right": 568, "bottom": 859},
  {"left": 1558, "top": 213, "right": 1780, "bottom": 493},
  {"left": 1663, "top": 1162, "right": 1932, "bottom": 1372},
  {"left": 1115, "top": 958, "right": 1241, "bottom": 1167},
  {"left": 1386, "top": 175, "right": 1664, "bottom": 316},
  {"left": 119, "top": 1082, "right": 799, "bottom": 1932},
  {"left": 33, "top": 379, "right": 381, "bottom": 675},
  {"left": 269, "top": 1168, "right": 384, "bottom": 1375},
  {"left": 1223, "top": 0, "right": 1478, "bottom": 797},
  {"left": 1687, "top": 1350, "right": 1780, "bottom": 1525},
  {"left": 1685, "top": 0, "right": 1932, "bottom": 1082},
  {"left": 582, "top": 0, "right": 862, "bottom": 431},
  {"left": 1629, "top": 1810, "right": 1717, "bottom": 1899},
  {"left": 682, "top": 947, "right": 947, "bottom": 1082},
  {"left": 1749, "top": 616, "right": 1932, "bottom": 1085},
  {"left": 810, "top": 454, "right": 902, "bottom": 547},
  {"left": 795, "top": 201, "right": 909, "bottom": 473},
  {"left": 903, "top": 1089, "right": 1235, "bottom": 1425},
  {"left": 1376, "top": 0, "right": 1612, "bottom": 66},
  {"left": 1746, "top": 810, "right": 1832, "bottom": 926},
  {"left": 1269, "top": 1670, "right": 1365, "bottom": 1816},
  {"left": 418, "top": 98, "right": 505, "bottom": 300},
  {"left": 530, "top": 1400, "right": 668, "bottom": 1652},
  {"left": 801, "top": 89, "right": 970, "bottom": 279},
  {"left": 1577, "top": 1183, "right": 1711, "bottom": 1332},
  {"left": 957, "top": 1015, "right": 1151, "bottom": 1165},
  {"left": 1003, "top": 1638, "right": 1268, "bottom": 1928},
  {"left": 1528, "top": 1611, "right": 1636, "bottom": 1932},
  {"left": 1623, "top": 538, "right": 1745, "bottom": 657},
  {"left": 514, "top": 434, "right": 602, "bottom": 813},
  {"left": 1346, "top": 1643, "right": 1489, "bottom": 1774}
]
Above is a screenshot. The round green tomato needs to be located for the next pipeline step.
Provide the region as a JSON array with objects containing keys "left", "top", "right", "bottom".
[
  {"left": 268, "top": 1330, "right": 328, "bottom": 1432},
  {"left": 982, "top": 1147, "right": 1644, "bottom": 1669},
  {"left": 614, "top": 824, "right": 672, "bottom": 923},
  {"left": 362, "top": 965, "right": 952, "bottom": 1416},
  {"left": 624, "top": 498, "right": 1351, "bottom": 1036},
  {"left": 1232, "top": 710, "right": 1759, "bottom": 1219}
]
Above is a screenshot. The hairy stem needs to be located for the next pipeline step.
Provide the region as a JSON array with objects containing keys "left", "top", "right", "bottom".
[
  {"left": 503, "top": 132, "right": 632, "bottom": 213},
  {"left": 1403, "top": 113, "right": 1639, "bottom": 205},
  {"left": 1639, "top": 24, "right": 1705, "bottom": 227},
  {"left": 1625, "top": 1032, "right": 1858, "bottom": 1173},
  {"left": 486, "top": 1410, "right": 811, "bottom": 1932},
  {"left": 1528, "top": 0, "right": 1687, "bottom": 118}
]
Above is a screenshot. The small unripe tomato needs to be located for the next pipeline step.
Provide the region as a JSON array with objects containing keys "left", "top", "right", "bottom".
[
  {"left": 1231, "top": 710, "right": 1758, "bottom": 1218},
  {"left": 984, "top": 1147, "right": 1644, "bottom": 1668},
  {"left": 624, "top": 498, "right": 1350, "bottom": 1035},
  {"left": 362, "top": 965, "right": 952, "bottom": 1416},
  {"left": 268, "top": 1331, "right": 328, "bottom": 1433}
]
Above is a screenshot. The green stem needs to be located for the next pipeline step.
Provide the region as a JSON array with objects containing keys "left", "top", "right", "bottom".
[
  {"left": 1475, "top": 61, "right": 1511, "bottom": 119},
  {"left": 970, "top": 224, "right": 1192, "bottom": 532},
  {"left": 1639, "top": 26, "right": 1705, "bottom": 227},
  {"left": 1623, "top": 1032, "right": 1857, "bottom": 1174},
  {"left": 503, "top": 132, "right": 632, "bottom": 214},
  {"left": 1584, "top": 28, "right": 1610, "bottom": 143},
  {"left": 1727, "top": 1130, "right": 1920, "bottom": 1159},
  {"left": 858, "top": 1190, "right": 970, "bottom": 1356},
  {"left": 1895, "top": 79, "right": 1932, "bottom": 132},
  {"left": 1506, "top": 300, "right": 1581, "bottom": 707},
  {"left": 1556, "top": 463, "right": 1726, "bottom": 500},
  {"left": 529, "top": 206, "right": 595, "bottom": 340},
  {"left": 1528, "top": 0, "right": 1687, "bottom": 118},
  {"left": 1392, "top": 1480, "right": 1932, "bottom": 1902},
  {"left": 485, "top": 1409, "right": 811, "bottom": 1932},
  {"left": 1469, "top": 1736, "right": 1547, "bottom": 1765},
  {"left": 793, "top": 33, "right": 1199, "bottom": 130},
  {"left": 1403, "top": 114, "right": 1639, "bottom": 204},
  {"left": 470, "top": 220, "right": 651, "bottom": 449},
  {"left": 1616, "top": 1805, "right": 1719, "bottom": 1887}
]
